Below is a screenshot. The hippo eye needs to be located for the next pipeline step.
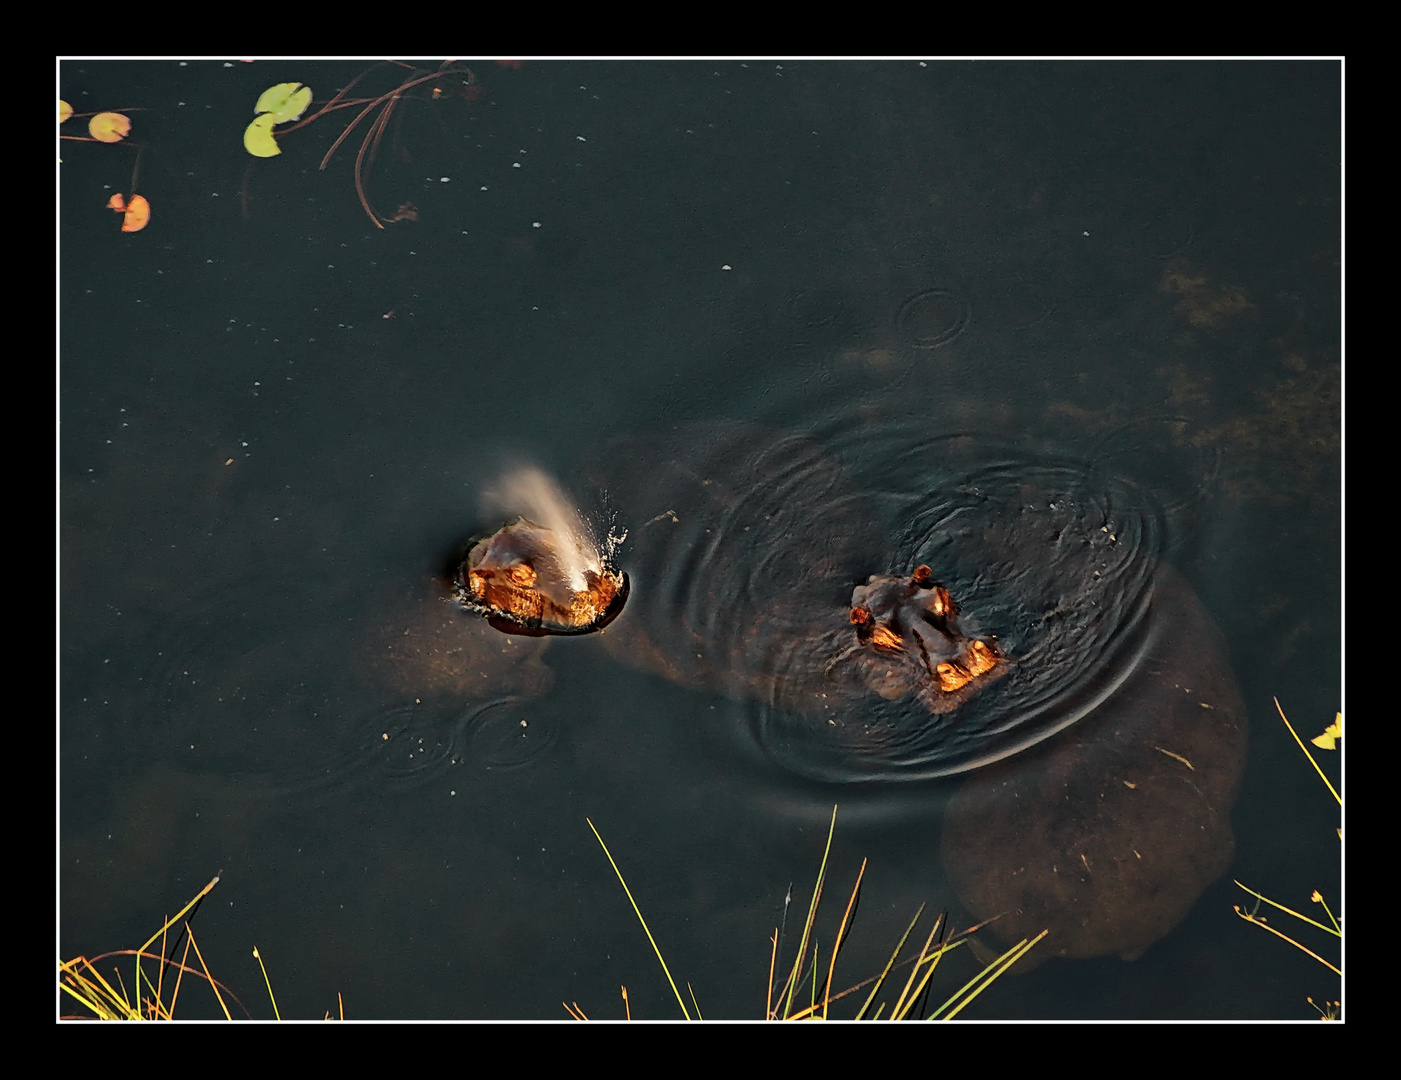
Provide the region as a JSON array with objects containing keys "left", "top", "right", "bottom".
[
  {"left": 849, "top": 606, "right": 874, "bottom": 627},
  {"left": 912, "top": 564, "right": 933, "bottom": 587},
  {"left": 507, "top": 562, "right": 537, "bottom": 587}
]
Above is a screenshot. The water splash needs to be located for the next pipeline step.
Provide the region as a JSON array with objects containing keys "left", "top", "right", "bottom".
[{"left": 482, "top": 467, "right": 602, "bottom": 593}]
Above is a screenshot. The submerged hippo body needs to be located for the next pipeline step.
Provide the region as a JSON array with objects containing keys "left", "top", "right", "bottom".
[
  {"left": 435, "top": 425, "right": 1248, "bottom": 962},
  {"left": 941, "top": 567, "right": 1246, "bottom": 961}
]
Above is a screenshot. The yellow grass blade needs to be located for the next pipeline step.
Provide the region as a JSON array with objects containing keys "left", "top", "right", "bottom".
[
  {"left": 783, "top": 805, "right": 838, "bottom": 1019},
  {"left": 137, "top": 875, "right": 221, "bottom": 955},
  {"left": 185, "top": 925, "right": 231, "bottom": 1020},
  {"left": 587, "top": 817, "right": 691, "bottom": 1020},
  {"left": 854, "top": 903, "right": 926, "bottom": 1020},
  {"left": 935, "top": 930, "right": 1049, "bottom": 1020},
  {"left": 253, "top": 946, "right": 281, "bottom": 1020},
  {"left": 1233, "top": 881, "right": 1339, "bottom": 937},
  {"left": 891, "top": 914, "right": 947, "bottom": 1020},
  {"left": 1275, "top": 698, "right": 1340, "bottom": 804},
  {"left": 821, "top": 856, "right": 866, "bottom": 1020},
  {"left": 1232, "top": 904, "right": 1342, "bottom": 974}
]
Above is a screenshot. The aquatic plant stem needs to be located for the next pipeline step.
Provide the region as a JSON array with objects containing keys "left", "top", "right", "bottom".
[
  {"left": 587, "top": 818, "right": 691, "bottom": 1020},
  {"left": 1231, "top": 904, "right": 1342, "bottom": 975},
  {"left": 1275, "top": 697, "right": 1340, "bottom": 805},
  {"left": 784, "top": 805, "right": 838, "bottom": 1019},
  {"left": 854, "top": 903, "right": 925, "bottom": 1020},
  {"left": 934, "top": 930, "right": 1048, "bottom": 1020},
  {"left": 821, "top": 857, "right": 866, "bottom": 1020},
  {"left": 1233, "top": 881, "right": 1340, "bottom": 937},
  {"left": 253, "top": 946, "right": 281, "bottom": 1020}
]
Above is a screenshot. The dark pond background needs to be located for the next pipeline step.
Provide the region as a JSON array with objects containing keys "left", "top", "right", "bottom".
[{"left": 59, "top": 60, "right": 1341, "bottom": 1020}]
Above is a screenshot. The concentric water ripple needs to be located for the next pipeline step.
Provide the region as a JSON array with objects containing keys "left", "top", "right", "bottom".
[
  {"left": 896, "top": 287, "right": 972, "bottom": 349},
  {"left": 594, "top": 418, "right": 1176, "bottom": 784}
]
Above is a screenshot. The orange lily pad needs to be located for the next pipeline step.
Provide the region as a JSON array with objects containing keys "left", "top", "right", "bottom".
[
  {"left": 89, "top": 111, "right": 131, "bottom": 143},
  {"left": 107, "top": 192, "right": 151, "bottom": 233}
]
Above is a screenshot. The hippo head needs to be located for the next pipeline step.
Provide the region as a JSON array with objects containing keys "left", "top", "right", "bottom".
[
  {"left": 839, "top": 565, "right": 1005, "bottom": 714},
  {"left": 455, "top": 518, "right": 628, "bottom": 636}
]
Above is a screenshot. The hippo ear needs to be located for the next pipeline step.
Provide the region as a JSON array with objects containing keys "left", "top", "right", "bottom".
[{"left": 930, "top": 585, "right": 958, "bottom": 621}]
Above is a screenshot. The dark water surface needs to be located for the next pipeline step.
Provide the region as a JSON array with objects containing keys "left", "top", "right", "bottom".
[{"left": 60, "top": 61, "right": 1341, "bottom": 1019}]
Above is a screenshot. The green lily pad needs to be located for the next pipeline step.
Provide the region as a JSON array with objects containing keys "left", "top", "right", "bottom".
[
  {"left": 253, "top": 82, "right": 312, "bottom": 124},
  {"left": 243, "top": 112, "right": 281, "bottom": 158}
]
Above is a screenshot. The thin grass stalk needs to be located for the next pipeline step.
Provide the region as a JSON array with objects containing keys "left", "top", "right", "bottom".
[
  {"left": 890, "top": 913, "right": 945, "bottom": 1020},
  {"left": 165, "top": 933, "right": 194, "bottom": 1019},
  {"left": 135, "top": 875, "right": 219, "bottom": 997},
  {"left": 854, "top": 902, "right": 925, "bottom": 1020},
  {"left": 1233, "top": 880, "right": 1339, "bottom": 937},
  {"left": 253, "top": 946, "right": 281, "bottom": 1020},
  {"left": 783, "top": 805, "right": 838, "bottom": 1019},
  {"left": 587, "top": 818, "right": 691, "bottom": 1020},
  {"left": 136, "top": 876, "right": 220, "bottom": 953},
  {"left": 899, "top": 938, "right": 953, "bottom": 1021},
  {"left": 59, "top": 959, "right": 131, "bottom": 1019},
  {"left": 821, "top": 857, "right": 866, "bottom": 1020},
  {"left": 767, "top": 930, "right": 778, "bottom": 1019},
  {"left": 1231, "top": 907, "right": 1342, "bottom": 974},
  {"left": 153, "top": 920, "right": 169, "bottom": 1010},
  {"left": 937, "top": 929, "right": 1049, "bottom": 1020},
  {"left": 1315, "top": 892, "right": 1339, "bottom": 933},
  {"left": 184, "top": 924, "right": 231, "bottom": 1020},
  {"left": 1275, "top": 697, "right": 1340, "bottom": 804}
]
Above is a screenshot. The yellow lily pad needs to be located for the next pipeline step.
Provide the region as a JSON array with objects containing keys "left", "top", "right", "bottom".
[
  {"left": 1310, "top": 712, "right": 1341, "bottom": 750},
  {"left": 89, "top": 111, "right": 131, "bottom": 143},
  {"left": 60, "top": 99, "right": 73, "bottom": 124},
  {"left": 253, "top": 82, "right": 312, "bottom": 124},
  {"left": 243, "top": 112, "right": 281, "bottom": 158}
]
